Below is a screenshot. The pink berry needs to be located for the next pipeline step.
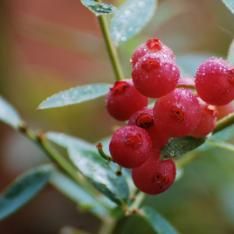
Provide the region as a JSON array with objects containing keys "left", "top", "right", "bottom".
[
  {"left": 131, "top": 38, "right": 175, "bottom": 67},
  {"left": 132, "top": 54, "right": 180, "bottom": 98},
  {"left": 109, "top": 126, "right": 152, "bottom": 168},
  {"left": 195, "top": 57, "right": 234, "bottom": 105},
  {"left": 132, "top": 157, "right": 176, "bottom": 195},
  {"left": 106, "top": 80, "right": 148, "bottom": 121},
  {"left": 153, "top": 88, "right": 201, "bottom": 137},
  {"left": 191, "top": 99, "right": 217, "bottom": 137}
]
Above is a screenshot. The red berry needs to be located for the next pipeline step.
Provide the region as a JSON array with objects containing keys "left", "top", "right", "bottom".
[
  {"left": 132, "top": 54, "right": 180, "bottom": 98},
  {"left": 132, "top": 157, "right": 176, "bottom": 195},
  {"left": 109, "top": 126, "right": 152, "bottom": 168},
  {"left": 128, "top": 108, "right": 154, "bottom": 129},
  {"left": 195, "top": 58, "right": 234, "bottom": 105},
  {"left": 106, "top": 80, "right": 148, "bottom": 121},
  {"left": 148, "top": 124, "right": 169, "bottom": 149},
  {"left": 191, "top": 99, "right": 217, "bottom": 137},
  {"left": 131, "top": 38, "right": 175, "bottom": 67},
  {"left": 128, "top": 108, "right": 168, "bottom": 149},
  {"left": 216, "top": 103, "right": 234, "bottom": 119},
  {"left": 153, "top": 88, "right": 201, "bottom": 137}
]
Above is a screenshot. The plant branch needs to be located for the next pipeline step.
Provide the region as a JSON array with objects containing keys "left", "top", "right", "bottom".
[
  {"left": 96, "top": 0, "right": 124, "bottom": 81},
  {"left": 98, "top": 217, "right": 116, "bottom": 234},
  {"left": 19, "top": 126, "right": 80, "bottom": 180},
  {"left": 126, "top": 192, "right": 145, "bottom": 216},
  {"left": 213, "top": 113, "right": 234, "bottom": 133},
  {"left": 18, "top": 124, "right": 95, "bottom": 194}
]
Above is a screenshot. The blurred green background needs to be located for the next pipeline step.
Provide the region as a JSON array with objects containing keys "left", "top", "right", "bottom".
[{"left": 0, "top": 0, "right": 234, "bottom": 233}]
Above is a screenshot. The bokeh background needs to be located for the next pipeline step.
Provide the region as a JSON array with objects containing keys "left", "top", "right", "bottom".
[{"left": 0, "top": 0, "right": 234, "bottom": 233}]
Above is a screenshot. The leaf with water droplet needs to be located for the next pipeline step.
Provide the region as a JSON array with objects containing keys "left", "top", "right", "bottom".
[
  {"left": 161, "top": 136, "right": 206, "bottom": 158},
  {"left": 50, "top": 170, "right": 110, "bottom": 216},
  {"left": 110, "top": 0, "right": 157, "bottom": 45},
  {"left": 38, "top": 83, "right": 111, "bottom": 110},
  {"left": 222, "top": 0, "right": 234, "bottom": 14},
  {"left": 46, "top": 131, "right": 93, "bottom": 150},
  {"left": 81, "top": 0, "right": 116, "bottom": 16},
  {"left": 0, "top": 97, "right": 23, "bottom": 128},
  {"left": 68, "top": 147, "right": 129, "bottom": 205},
  {"left": 0, "top": 165, "right": 52, "bottom": 220}
]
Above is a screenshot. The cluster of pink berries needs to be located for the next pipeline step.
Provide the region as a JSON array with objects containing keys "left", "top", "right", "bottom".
[{"left": 106, "top": 38, "right": 234, "bottom": 195}]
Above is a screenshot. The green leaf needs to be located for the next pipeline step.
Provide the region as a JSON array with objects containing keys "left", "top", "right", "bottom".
[
  {"left": 110, "top": 0, "right": 157, "bottom": 45},
  {"left": 68, "top": 147, "right": 129, "bottom": 205},
  {"left": 38, "top": 83, "right": 111, "bottom": 110},
  {"left": 0, "top": 165, "right": 52, "bottom": 220},
  {"left": 50, "top": 171, "right": 110, "bottom": 216},
  {"left": 161, "top": 136, "right": 206, "bottom": 158},
  {"left": 81, "top": 0, "right": 116, "bottom": 16},
  {"left": 0, "top": 97, "right": 23, "bottom": 128},
  {"left": 141, "top": 206, "right": 178, "bottom": 234},
  {"left": 47, "top": 132, "right": 93, "bottom": 150},
  {"left": 227, "top": 40, "right": 234, "bottom": 65},
  {"left": 222, "top": 0, "right": 234, "bottom": 14}
]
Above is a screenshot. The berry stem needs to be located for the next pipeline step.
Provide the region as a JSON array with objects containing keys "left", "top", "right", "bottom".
[
  {"left": 96, "top": 0, "right": 124, "bottom": 81},
  {"left": 213, "top": 112, "right": 234, "bottom": 133},
  {"left": 96, "top": 143, "right": 112, "bottom": 161}
]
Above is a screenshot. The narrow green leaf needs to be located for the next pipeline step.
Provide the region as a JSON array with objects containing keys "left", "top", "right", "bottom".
[
  {"left": 110, "top": 0, "right": 157, "bottom": 45},
  {"left": 227, "top": 40, "right": 234, "bottom": 65},
  {"left": 161, "top": 136, "right": 206, "bottom": 158},
  {"left": 141, "top": 206, "right": 178, "bottom": 234},
  {"left": 0, "top": 165, "right": 52, "bottom": 220},
  {"left": 38, "top": 83, "right": 111, "bottom": 110},
  {"left": 206, "top": 140, "right": 234, "bottom": 153},
  {"left": 222, "top": 0, "right": 234, "bottom": 14},
  {"left": 68, "top": 147, "right": 129, "bottom": 205},
  {"left": 81, "top": 0, "right": 116, "bottom": 16},
  {"left": 47, "top": 132, "right": 93, "bottom": 150},
  {"left": 50, "top": 171, "right": 110, "bottom": 216},
  {"left": 175, "top": 168, "right": 184, "bottom": 182},
  {"left": 0, "top": 97, "right": 23, "bottom": 128}
]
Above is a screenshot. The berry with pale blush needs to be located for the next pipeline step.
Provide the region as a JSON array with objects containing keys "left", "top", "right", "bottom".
[
  {"left": 131, "top": 38, "right": 175, "bottom": 66},
  {"left": 153, "top": 88, "right": 201, "bottom": 137},
  {"left": 191, "top": 99, "right": 217, "bottom": 137},
  {"left": 132, "top": 54, "right": 180, "bottom": 98},
  {"left": 195, "top": 57, "right": 234, "bottom": 105}
]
